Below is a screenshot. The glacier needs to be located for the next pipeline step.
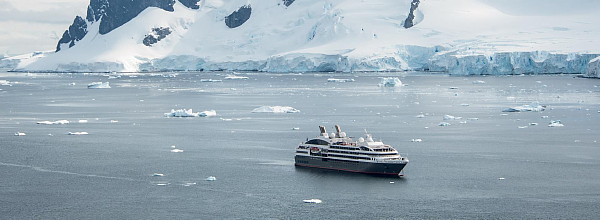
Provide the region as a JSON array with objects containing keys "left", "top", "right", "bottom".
[
  {"left": 1, "top": 0, "right": 600, "bottom": 76},
  {"left": 586, "top": 57, "right": 600, "bottom": 78}
]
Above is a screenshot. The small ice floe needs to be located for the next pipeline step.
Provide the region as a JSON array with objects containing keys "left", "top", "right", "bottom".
[
  {"left": 292, "top": 127, "right": 300, "bottom": 130},
  {"left": 389, "top": 181, "right": 395, "bottom": 184},
  {"left": 498, "top": 177, "right": 505, "bottom": 180},
  {"left": 502, "top": 104, "right": 545, "bottom": 112},
  {"left": 327, "top": 78, "right": 355, "bottom": 83},
  {"left": 252, "top": 106, "right": 300, "bottom": 113},
  {"left": 548, "top": 120, "right": 564, "bottom": 127},
  {"left": 152, "top": 173, "right": 165, "bottom": 177},
  {"left": 14, "top": 132, "right": 26, "bottom": 136},
  {"left": 78, "top": 120, "right": 88, "bottom": 123},
  {"left": 37, "top": 120, "right": 70, "bottom": 125},
  {"left": 411, "top": 138, "right": 422, "bottom": 142},
  {"left": 303, "top": 199, "right": 322, "bottom": 204},
  {"left": 438, "top": 122, "right": 451, "bottom": 126},
  {"left": 541, "top": 116, "right": 549, "bottom": 119},
  {"left": 155, "top": 182, "right": 170, "bottom": 186},
  {"left": 200, "top": 79, "right": 222, "bottom": 82},
  {"left": 518, "top": 126, "right": 528, "bottom": 129},
  {"left": 0, "top": 80, "right": 13, "bottom": 86},
  {"left": 415, "top": 113, "right": 426, "bottom": 118},
  {"left": 378, "top": 77, "right": 402, "bottom": 87},
  {"left": 443, "top": 115, "right": 462, "bottom": 120},
  {"left": 472, "top": 80, "right": 486, "bottom": 84},
  {"left": 460, "top": 103, "right": 470, "bottom": 106},
  {"left": 87, "top": 82, "right": 111, "bottom": 89},
  {"left": 467, "top": 118, "right": 479, "bottom": 121},
  {"left": 205, "top": 176, "right": 217, "bottom": 181},
  {"left": 182, "top": 182, "right": 197, "bottom": 186},
  {"left": 164, "top": 109, "right": 200, "bottom": 117},
  {"left": 110, "top": 120, "right": 119, "bottom": 123},
  {"left": 224, "top": 75, "right": 249, "bottom": 80},
  {"left": 199, "top": 110, "right": 217, "bottom": 117},
  {"left": 68, "top": 132, "right": 89, "bottom": 135},
  {"left": 529, "top": 122, "right": 538, "bottom": 126},
  {"left": 170, "top": 148, "right": 184, "bottom": 153},
  {"left": 459, "top": 121, "right": 468, "bottom": 124}
]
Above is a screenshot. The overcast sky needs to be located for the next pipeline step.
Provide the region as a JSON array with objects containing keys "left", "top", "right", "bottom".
[{"left": 0, "top": 0, "right": 88, "bottom": 56}]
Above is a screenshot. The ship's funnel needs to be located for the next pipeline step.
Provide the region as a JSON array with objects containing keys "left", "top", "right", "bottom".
[
  {"left": 335, "top": 125, "right": 342, "bottom": 134},
  {"left": 319, "top": 126, "right": 326, "bottom": 134}
]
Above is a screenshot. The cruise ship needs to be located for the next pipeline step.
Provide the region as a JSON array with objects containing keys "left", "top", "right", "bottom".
[{"left": 295, "top": 125, "right": 409, "bottom": 176}]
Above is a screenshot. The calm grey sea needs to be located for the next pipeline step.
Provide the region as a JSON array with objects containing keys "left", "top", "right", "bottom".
[{"left": 1, "top": 72, "right": 599, "bottom": 219}]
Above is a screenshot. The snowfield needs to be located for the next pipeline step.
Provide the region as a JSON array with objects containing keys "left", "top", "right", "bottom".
[{"left": 2, "top": 0, "right": 600, "bottom": 76}]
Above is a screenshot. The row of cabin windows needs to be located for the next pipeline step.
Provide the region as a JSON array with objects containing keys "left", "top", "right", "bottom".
[
  {"left": 328, "top": 149, "right": 397, "bottom": 156},
  {"left": 296, "top": 151, "right": 308, "bottom": 154},
  {"left": 328, "top": 153, "right": 371, "bottom": 161}
]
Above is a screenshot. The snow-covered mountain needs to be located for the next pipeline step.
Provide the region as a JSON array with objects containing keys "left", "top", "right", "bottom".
[{"left": 3, "top": 0, "right": 600, "bottom": 75}]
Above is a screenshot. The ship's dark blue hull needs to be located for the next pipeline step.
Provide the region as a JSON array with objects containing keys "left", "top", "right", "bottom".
[{"left": 295, "top": 155, "right": 407, "bottom": 176}]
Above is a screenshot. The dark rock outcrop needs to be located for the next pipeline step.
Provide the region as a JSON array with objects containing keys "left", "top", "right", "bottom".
[
  {"left": 282, "top": 0, "right": 295, "bottom": 7},
  {"left": 56, "top": 16, "right": 88, "bottom": 52},
  {"left": 178, "top": 0, "right": 201, "bottom": 9},
  {"left": 225, "top": 5, "right": 252, "bottom": 28},
  {"left": 143, "top": 27, "right": 172, "bottom": 46},
  {"left": 86, "top": 0, "right": 176, "bottom": 35},
  {"left": 403, "top": 0, "right": 420, "bottom": 29}
]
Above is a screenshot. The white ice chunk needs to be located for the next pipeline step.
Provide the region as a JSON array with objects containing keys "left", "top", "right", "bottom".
[
  {"left": 78, "top": 120, "right": 88, "bottom": 123},
  {"left": 205, "top": 176, "right": 216, "bottom": 181},
  {"left": 14, "top": 132, "right": 26, "bottom": 136},
  {"left": 327, "top": 78, "right": 355, "bottom": 82},
  {"left": 164, "top": 109, "right": 200, "bottom": 117},
  {"left": 503, "top": 104, "right": 545, "bottom": 112},
  {"left": 443, "top": 115, "right": 462, "bottom": 120},
  {"left": 68, "top": 132, "right": 88, "bottom": 135},
  {"left": 199, "top": 110, "right": 217, "bottom": 117},
  {"left": 37, "top": 120, "right": 70, "bottom": 125},
  {"left": 252, "top": 106, "right": 300, "bottom": 113},
  {"left": 303, "top": 199, "right": 322, "bottom": 204},
  {"left": 548, "top": 120, "right": 564, "bottom": 127},
  {"left": 415, "top": 114, "right": 426, "bottom": 118},
  {"left": 87, "top": 82, "right": 111, "bottom": 89},
  {"left": 200, "top": 79, "right": 222, "bottom": 82},
  {"left": 170, "top": 148, "right": 184, "bottom": 153},
  {"left": 152, "top": 173, "right": 165, "bottom": 177},
  {"left": 224, "top": 75, "right": 249, "bottom": 80},
  {"left": 411, "top": 138, "right": 422, "bottom": 142},
  {"left": 378, "top": 77, "right": 402, "bottom": 87},
  {"left": 438, "top": 122, "right": 451, "bottom": 126},
  {"left": 472, "top": 80, "right": 486, "bottom": 84}
]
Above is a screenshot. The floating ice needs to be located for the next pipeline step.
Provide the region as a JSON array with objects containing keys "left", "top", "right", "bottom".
[
  {"left": 170, "top": 148, "right": 184, "bottom": 153},
  {"left": 164, "top": 109, "right": 200, "bottom": 117},
  {"left": 37, "top": 120, "right": 70, "bottom": 125},
  {"left": 252, "top": 106, "right": 300, "bottom": 113},
  {"left": 87, "top": 82, "right": 111, "bottom": 89},
  {"left": 438, "top": 122, "right": 451, "bottom": 126},
  {"left": 182, "top": 182, "right": 197, "bottom": 186},
  {"left": 498, "top": 177, "right": 505, "bottom": 180},
  {"left": 0, "top": 80, "right": 12, "bottom": 86},
  {"left": 327, "top": 78, "right": 354, "bottom": 82},
  {"left": 199, "top": 110, "right": 217, "bottom": 117},
  {"left": 378, "top": 77, "right": 402, "bottom": 87},
  {"left": 411, "top": 138, "right": 422, "bottom": 142},
  {"left": 205, "top": 176, "right": 216, "bottom": 181},
  {"left": 292, "top": 127, "right": 300, "bottom": 130},
  {"left": 472, "top": 80, "right": 486, "bottom": 84},
  {"left": 303, "top": 199, "right": 322, "bottom": 204},
  {"left": 200, "top": 79, "right": 222, "bottom": 82},
  {"left": 415, "top": 114, "right": 426, "bottom": 118},
  {"left": 460, "top": 103, "right": 470, "bottom": 106},
  {"left": 529, "top": 122, "right": 538, "bottom": 126},
  {"left": 110, "top": 120, "right": 119, "bottom": 123},
  {"left": 503, "top": 104, "right": 545, "bottom": 112},
  {"left": 68, "top": 132, "right": 88, "bottom": 135},
  {"left": 14, "top": 132, "right": 26, "bottom": 136},
  {"left": 443, "top": 115, "right": 462, "bottom": 120},
  {"left": 467, "top": 118, "right": 479, "bottom": 121},
  {"left": 78, "top": 120, "right": 88, "bottom": 123},
  {"left": 548, "top": 120, "right": 564, "bottom": 127},
  {"left": 518, "top": 126, "right": 528, "bottom": 129},
  {"left": 152, "top": 173, "right": 165, "bottom": 177},
  {"left": 224, "top": 75, "right": 249, "bottom": 80}
]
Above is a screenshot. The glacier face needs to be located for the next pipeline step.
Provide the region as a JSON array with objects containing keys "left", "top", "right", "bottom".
[
  {"left": 586, "top": 57, "right": 600, "bottom": 78},
  {"left": 4, "top": 0, "right": 600, "bottom": 75}
]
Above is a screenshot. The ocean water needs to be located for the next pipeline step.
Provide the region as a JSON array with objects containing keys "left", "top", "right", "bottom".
[{"left": 1, "top": 72, "right": 599, "bottom": 219}]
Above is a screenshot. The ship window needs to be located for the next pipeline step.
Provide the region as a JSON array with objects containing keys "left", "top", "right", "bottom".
[{"left": 305, "top": 139, "right": 330, "bottom": 145}]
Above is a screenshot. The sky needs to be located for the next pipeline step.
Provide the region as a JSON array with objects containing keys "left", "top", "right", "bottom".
[{"left": 0, "top": 0, "right": 88, "bottom": 56}]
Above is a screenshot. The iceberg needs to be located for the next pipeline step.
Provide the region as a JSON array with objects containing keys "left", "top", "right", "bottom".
[
  {"left": 327, "top": 78, "right": 355, "bottom": 83},
  {"left": 87, "top": 82, "right": 111, "bottom": 89},
  {"left": 68, "top": 132, "right": 89, "bottom": 135},
  {"left": 548, "top": 120, "right": 564, "bottom": 127},
  {"left": 303, "top": 199, "right": 322, "bottom": 204},
  {"left": 205, "top": 176, "right": 216, "bottom": 181},
  {"left": 252, "top": 106, "right": 300, "bottom": 113},
  {"left": 164, "top": 109, "right": 200, "bottom": 117},
  {"left": 438, "top": 122, "right": 451, "bottom": 127},
  {"left": 199, "top": 110, "right": 217, "bottom": 117},
  {"left": 378, "top": 77, "right": 402, "bottom": 87},
  {"left": 502, "top": 104, "right": 546, "bottom": 112},
  {"left": 37, "top": 120, "right": 70, "bottom": 125},
  {"left": 586, "top": 56, "right": 600, "bottom": 78}
]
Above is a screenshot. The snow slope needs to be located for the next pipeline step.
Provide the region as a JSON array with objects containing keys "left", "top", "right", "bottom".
[{"left": 5, "top": 0, "right": 600, "bottom": 75}]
